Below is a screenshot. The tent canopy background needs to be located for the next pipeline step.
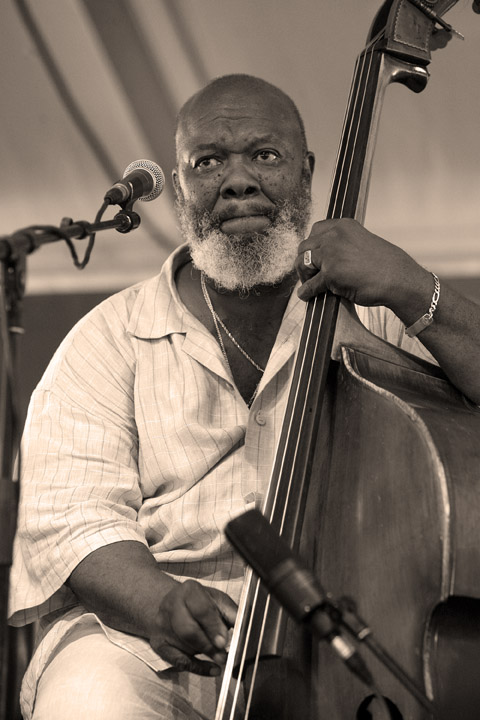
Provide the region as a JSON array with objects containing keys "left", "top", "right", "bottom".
[{"left": 2, "top": 0, "right": 480, "bottom": 295}]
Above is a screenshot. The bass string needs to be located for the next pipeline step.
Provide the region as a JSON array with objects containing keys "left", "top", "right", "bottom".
[
  {"left": 214, "top": 298, "right": 330, "bottom": 719},
  {"left": 326, "top": 31, "right": 382, "bottom": 220},
  {"left": 328, "top": 54, "right": 365, "bottom": 219},
  {"left": 215, "top": 571, "right": 264, "bottom": 720},
  {"left": 215, "top": 296, "right": 330, "bottom": 719},
  {"left": 218, "top": 38, "right": 379, "bottom": 720},
  {"left": 334, "top": 44, "right": 376, "bottom": 219},
  {"left": 239, "top": 296, "right": 331, "bottom": 716}
]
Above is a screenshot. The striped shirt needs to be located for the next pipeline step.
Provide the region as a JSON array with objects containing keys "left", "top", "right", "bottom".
[{"left": 8, "top": 243, "right": 433, "bottom": 717}]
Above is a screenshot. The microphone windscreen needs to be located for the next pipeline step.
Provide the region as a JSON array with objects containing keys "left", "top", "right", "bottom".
[{"left": 123, "top": 159, "right": 165, "bottom": 202}]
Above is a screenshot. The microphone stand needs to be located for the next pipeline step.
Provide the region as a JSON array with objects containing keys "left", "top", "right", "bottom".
[
  {"left": 0, "top": 205, "right": 141, "bottom": 720},
  {"left": 320, "top": 594, "right": 439, "bottom": 718},
  {"left": 225, "top": 508, "right": 439, "bottom": 719}
]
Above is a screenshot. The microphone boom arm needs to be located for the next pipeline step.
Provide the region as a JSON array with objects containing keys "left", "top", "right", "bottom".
[{"left": 0, "top": 208, "right": 141, "bottom": 263}]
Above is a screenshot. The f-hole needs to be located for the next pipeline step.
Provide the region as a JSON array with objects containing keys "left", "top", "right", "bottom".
[{"left": 356, "top": 694, "right": 403, "bottom": 719}]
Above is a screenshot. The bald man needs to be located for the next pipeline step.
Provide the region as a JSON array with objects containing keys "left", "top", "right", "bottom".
[{"left": 9, "top": 74, "right": 480, "bottom": 720}]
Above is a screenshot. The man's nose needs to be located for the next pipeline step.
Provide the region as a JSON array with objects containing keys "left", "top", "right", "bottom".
[{"left": 220, "top": 158, "right": 260, "bottom": 199}]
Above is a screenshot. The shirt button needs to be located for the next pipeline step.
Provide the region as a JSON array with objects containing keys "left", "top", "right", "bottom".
[{"left": 255, "top": 411, "right": 267, "bottom": 426}]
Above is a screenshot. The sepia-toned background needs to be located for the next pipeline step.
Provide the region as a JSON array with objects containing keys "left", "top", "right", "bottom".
[{"left": 1, "top": 0, "right": 480, "bottom": 422}]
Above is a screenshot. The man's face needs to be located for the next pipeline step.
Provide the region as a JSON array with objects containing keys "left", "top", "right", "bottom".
[{"left": 173, "top": 82, "right": 314, "bottom": 291}]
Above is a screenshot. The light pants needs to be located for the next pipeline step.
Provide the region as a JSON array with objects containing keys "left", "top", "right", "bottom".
[{"left": 31, "top": 624, "right": 224, "bottom": 720}]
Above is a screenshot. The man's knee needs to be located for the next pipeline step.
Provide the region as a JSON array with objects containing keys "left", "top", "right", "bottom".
[
  {"left": 33, "top": 661, "right": 127, "bottom": 719},
  {"left": 30, "top": 628, "right": 189, "bottom": 720}
]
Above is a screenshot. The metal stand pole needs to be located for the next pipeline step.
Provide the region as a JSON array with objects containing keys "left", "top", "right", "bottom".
[{"left": 0, "top": 253, "right": 25, "bottom": 720}]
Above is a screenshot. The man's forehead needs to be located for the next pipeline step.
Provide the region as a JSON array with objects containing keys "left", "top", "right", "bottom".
[
  {"left": 177, "top": 85, "right": 302, "bottom": 151},
  {"left": 182, "top": 114, "right": 294, "bottom": 143}
]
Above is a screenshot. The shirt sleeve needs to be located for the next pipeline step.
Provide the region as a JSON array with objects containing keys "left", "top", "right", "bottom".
[
  {"left": 356, "top": 305, "right": 437, "bottom": 364},
  {"left": 9, "top": 299, "right": 146, "bottom": 626}
]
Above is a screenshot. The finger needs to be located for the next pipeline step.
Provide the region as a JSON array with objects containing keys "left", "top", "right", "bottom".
[
  {"left": 207, "top": 587, "right": 238, "bottom": 629},
  {"left": 184, "top": 582, "right": 232, "bottom": 651},
  {"left": 297, "top": 218, "right": 340, "bottom": 254},
  {"left": 154, "top": 586, "right": 218, "bottom": 663},
  {"left": 157, "top": 642, "right": 222, "bottom": 677},
  {"left": 151, "top": 616, "right": 227, "bottom": 669},
  {"left": 168, "top": 602, "right": 220, "bottom": 659},
  {"left": 297, "top": 272, "right": 328, "bottom": 301}
]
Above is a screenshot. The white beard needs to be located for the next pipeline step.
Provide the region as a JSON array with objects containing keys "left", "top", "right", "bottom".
[{"left": 177, "top": 197, "right": 311, "bottom": 293}]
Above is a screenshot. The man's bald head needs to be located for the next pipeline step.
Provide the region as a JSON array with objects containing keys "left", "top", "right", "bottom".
[{"left": 175, "top": 74, "right": 308, "bottom": 160}]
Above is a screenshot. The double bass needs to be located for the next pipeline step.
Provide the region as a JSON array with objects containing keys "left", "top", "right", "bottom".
[{"left": 216, "top": 1, "right": 480, "bottom": 718}]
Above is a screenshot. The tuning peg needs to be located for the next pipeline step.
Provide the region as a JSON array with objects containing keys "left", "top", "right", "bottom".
[{"left": 408, "top": 0, "right": 465, "bottom": 40}]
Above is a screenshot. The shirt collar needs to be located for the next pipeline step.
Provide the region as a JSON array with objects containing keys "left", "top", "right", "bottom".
[
  {"left": 127, "top": 243, "right": 306, "bottom": 347},
  {"left": 127, "top": 244, "right": 192, "bottom": 340}
]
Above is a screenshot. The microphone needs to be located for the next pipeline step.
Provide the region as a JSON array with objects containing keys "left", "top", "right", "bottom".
[
  {"left": 225, "top": 509, "right": 373, "bottom": 687},
  {"left": 104, "top": 159, "right": 165, "bottom": 205}
]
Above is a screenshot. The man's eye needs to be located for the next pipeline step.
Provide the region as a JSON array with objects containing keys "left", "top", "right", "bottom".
[
  {"left": 254, "top": 150, "right": 279, "bottom": 163},
  {"left": 194, "top": 157, "right": 222, "bottom": 170}
]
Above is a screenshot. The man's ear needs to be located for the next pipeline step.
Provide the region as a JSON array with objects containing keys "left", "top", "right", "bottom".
[
  {"left": 305, "top": 151, "right": 315, "bottom": 179},
  {"left": 172, "top": 169, "right": 182, "bottom": 200}
]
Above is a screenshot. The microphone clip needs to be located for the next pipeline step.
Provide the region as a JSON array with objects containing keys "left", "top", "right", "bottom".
[{"left": 113, "top": 208, "right": 141, "bottom": 233}]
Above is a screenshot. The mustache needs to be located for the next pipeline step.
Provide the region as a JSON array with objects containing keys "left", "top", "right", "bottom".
[
  {"left": 216, "top": 203, "right": 278, "bottom": 224},
  {"left": 180, "top": 199, "right": 295, "bottom": 235},
  {"left": 193, "top": 203, "right": 282, "bottom": 232}
]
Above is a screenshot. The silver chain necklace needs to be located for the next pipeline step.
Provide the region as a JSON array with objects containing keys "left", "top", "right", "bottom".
[{"left": 200, "top": 272, "right": 265, "bottom": 405}]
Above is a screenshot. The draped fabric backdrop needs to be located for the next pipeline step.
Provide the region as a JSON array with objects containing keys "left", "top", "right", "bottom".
[{"left": 1, "top": 0, "right": 479, "bottom": 417}]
